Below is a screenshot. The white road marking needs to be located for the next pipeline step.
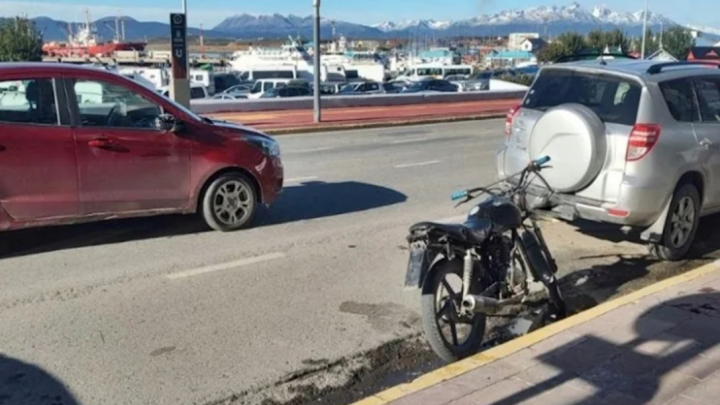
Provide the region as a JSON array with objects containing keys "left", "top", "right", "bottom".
[
  {"left": 390, "top": 137, "right": 428, "bottom": 144},
  {"left": 434, "top": 215, "right": 467, "bottom": 223},
  {"left": 394, "top": 160, "right": 441, "bottom": 169},
  {"left": 166, "top": 252, "right": 286, "bottom": 280},
  {"left": 288, "top": 146, "right": 335, "bottom": 153},
  {"left": 285, "top": 176, "right": 319, "bottom": 183}
]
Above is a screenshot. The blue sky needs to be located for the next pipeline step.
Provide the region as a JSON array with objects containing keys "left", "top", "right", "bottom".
[{"left": 2, "top": 0, "right": 718, "bottom": 29}]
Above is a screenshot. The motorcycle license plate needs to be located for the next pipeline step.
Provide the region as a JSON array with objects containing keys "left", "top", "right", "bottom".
[{"left": 404, "top": 245, "right": 429, "bottom": 288}]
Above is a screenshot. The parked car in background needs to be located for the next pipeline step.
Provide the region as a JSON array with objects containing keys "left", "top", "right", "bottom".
[
  {"left": 157, "top": 82, "right": 209, "bottom": 100},
  {"left": 400, "top": 79, "right": 458, "bottom": 93},
  {"left": 213, "top": 72, "right": 242, "bottom": 94},
  {"left": 338, "top": 81, "right": 402, "bottom": 95},
  {"left": 318, "top": 82, "right": 345, "bottom": 95},
  {"left": 222, "top": 83, "right": 253, "bottom": 96},
  {"left": 0, "top": 62, "right": 283, "bottom": 232},
  {"left": 247, "top": 79, "right": 300, "bottom": 99},
  {"left": 260, "top": 85, "right": 312, "bottom": 98},
  {"left": 498, "top": 59, "right": 720, "bottom": 261},
  {"left": 212, "top": 93, "right": 247, "bottom": 100}
]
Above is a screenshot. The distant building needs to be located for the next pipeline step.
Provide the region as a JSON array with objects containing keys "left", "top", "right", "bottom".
[
  {"left": 687, "top": 47, "right": 720, "bottom": 65},
  {"left": 508, "top": 33, "right": 540, "bottom": 50},
  {"left": 520, "top": 38, "right": 547, "bottom": 53},
  {"left": 485, "top": 50, "right": 535, "bottom": 68}
]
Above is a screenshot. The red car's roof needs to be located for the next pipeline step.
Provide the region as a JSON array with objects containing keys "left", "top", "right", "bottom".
[{"left": 0, "top": 62, "right": 110, "bottom": 76}]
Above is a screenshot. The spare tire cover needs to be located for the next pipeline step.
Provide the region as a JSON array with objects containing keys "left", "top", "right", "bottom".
[{"left": 528, "top": 104, "right": 607, "bottom": 193}]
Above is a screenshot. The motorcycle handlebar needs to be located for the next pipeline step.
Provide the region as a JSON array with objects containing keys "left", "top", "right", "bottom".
[{"left": 450, "top": 155, "right": 552, "bottom": 203}]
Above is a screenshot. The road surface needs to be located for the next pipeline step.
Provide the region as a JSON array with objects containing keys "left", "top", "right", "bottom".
[{"left": 1, "top": 120, "right": 720, "bottom": 405}]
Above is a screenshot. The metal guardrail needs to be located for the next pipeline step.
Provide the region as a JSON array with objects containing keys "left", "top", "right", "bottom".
[{"left": 190, "top": 89, "right": 527, "bottom": 114}]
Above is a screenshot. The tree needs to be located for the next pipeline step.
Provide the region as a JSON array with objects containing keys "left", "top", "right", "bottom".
[
  {"left": 586, "top": 29, "right": 629, "bottom": 53},
  {"left": 639, "top": 28, "right": 660, "bottom": 56},
  {"left": 661, "top": 26, "right": 694, "bottom": 60},
  {"left": 604, "top": 29, "right": 630, "bottom": 53},
  {"left": 537, "top": 32, "right": 587, "bottom": 63},
  {"left": 0, "top": 17, "right": 43, "bottom": 62},
  {"left": 587, "top": 30, "right": 607, "bottom": 52}
]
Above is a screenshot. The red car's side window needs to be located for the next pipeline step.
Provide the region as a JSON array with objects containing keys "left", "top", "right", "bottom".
[{"left": 71, "top": 79, "right": 163, "bottom": 130}]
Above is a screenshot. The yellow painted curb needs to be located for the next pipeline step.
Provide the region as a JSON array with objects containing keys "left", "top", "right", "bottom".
[
  {"left": 263, "top": 114, "right": 506, "bottom": 135},
  {"left": 352, "top": 259, "right": 720, "bottom": 405}
]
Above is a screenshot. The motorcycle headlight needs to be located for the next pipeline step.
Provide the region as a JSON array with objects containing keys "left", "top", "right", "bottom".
[{"left": 245, "top": 134, "right": 280, "bottom": 157}]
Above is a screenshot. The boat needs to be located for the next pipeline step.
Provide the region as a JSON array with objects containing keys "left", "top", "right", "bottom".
[
  {"left": 229, "top": 35, "right": 387, "bottom": 83},
  {"left": 43, "top": 10, "right": 146, "bottom": 58}
]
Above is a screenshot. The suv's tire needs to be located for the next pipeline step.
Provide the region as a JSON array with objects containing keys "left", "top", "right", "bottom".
[
  {"left": 201, "top": 173, "right": 257, "bottom": 232},
  {"left": 649, "top": 183, "right": 701, "bottom": 261}
]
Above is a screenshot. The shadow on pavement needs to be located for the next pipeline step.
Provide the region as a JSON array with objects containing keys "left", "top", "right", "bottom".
[
  {"left": 555, "top": 213, "right": 720, "bottom": 314},
  {"left": 481, "top": 292, "right": 720, "bottom": 405},
  {"left": 0, "top": 181, "right": 406, "bottom": 260},
  {"left": 0, "top": 354, "right": 80, "bottom": 405}
]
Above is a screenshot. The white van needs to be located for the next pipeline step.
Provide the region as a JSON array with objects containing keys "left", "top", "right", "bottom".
[
  {"left": 189, "top": 69, "right": 215, "bottom": 95},
  {"left": 157, "top": 82, "right": 209, "bottom": 100}
]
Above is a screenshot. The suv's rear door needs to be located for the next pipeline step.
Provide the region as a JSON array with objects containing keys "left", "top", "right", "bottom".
[
  {"left": 0, "top": 75, "right": 79, "bottom": 221},
  {"left": 690, "top": 76, "right": 720, "bottom": 207},
  {"left": 506, "top": 68, "right": 642, "bottom": 201}
]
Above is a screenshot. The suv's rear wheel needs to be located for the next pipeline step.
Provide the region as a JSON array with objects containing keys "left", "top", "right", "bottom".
[
  {"left": 201, "top": 173, "right": 257, "bottom": 232},
  {"left": 649, "top": 183, "right": 700, "bottom": 261}
]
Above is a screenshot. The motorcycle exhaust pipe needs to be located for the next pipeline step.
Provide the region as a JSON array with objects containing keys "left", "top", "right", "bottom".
[{"left": 461, "top": 294, "right": 525, "bottom": 314}]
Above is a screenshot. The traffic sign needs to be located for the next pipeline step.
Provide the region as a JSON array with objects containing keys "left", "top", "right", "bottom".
[{"left": 170, "top": 13, "right": 188, "bottom": 79}]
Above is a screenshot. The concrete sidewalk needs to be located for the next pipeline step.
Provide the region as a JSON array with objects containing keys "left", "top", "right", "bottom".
[{"left": 355, "top": 261, "right": 720, "bottom": 405}]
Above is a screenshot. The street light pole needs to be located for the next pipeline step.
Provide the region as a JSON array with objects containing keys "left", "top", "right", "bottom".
[
  {"left": 182, "top": 0, "right": 187, "bottom": 14},
  {"left": 313, "top": 0, "right": 322, "bottom": 123},
  {"left": 640, "top": 0, "right": 649, "bottom": 59}
]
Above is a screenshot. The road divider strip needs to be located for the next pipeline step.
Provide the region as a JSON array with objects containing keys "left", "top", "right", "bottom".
[
  {"left": 166, "top": 252, "right": 286, "bottom": 280},
  {"left": 263, "top": 113, "right": 507, "bottom": 135},
  {"left": 351, "top": 259, "right": 720, "bottom": 405}
]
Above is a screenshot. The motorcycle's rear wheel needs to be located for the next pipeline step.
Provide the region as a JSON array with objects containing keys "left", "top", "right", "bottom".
[{"left": 421, "top": 259, "right": 487, "bottom": 363}]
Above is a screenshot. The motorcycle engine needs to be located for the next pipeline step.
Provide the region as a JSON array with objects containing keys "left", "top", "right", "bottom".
[{"left": 487, "top": 235, "right": 526, "bottom": 289}]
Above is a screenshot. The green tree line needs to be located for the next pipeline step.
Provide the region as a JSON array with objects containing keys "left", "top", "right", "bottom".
[
  {"left": 0, "top": 17, "right": 43, "bottom": 62},
  {"left": 537, "top": 26, "right": 695, "bottom": 63}
]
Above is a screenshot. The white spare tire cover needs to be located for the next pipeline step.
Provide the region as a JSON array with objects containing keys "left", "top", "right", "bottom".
[{"left": 528, "top": 104, "right": 607, "bottom": 193}]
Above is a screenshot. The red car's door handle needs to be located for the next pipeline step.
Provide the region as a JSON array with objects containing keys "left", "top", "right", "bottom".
[{"left": 88, "top": 138, "right": 114, "bottom": 149}]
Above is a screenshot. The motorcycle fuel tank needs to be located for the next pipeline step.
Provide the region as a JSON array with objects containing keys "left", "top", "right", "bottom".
[{"left": 468, "top": 196, "right": 523, "bottom": 233}]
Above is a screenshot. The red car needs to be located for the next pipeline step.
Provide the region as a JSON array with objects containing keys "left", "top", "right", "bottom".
[{"left": 0, "top": 63, "right": 283, "bottom": 232}]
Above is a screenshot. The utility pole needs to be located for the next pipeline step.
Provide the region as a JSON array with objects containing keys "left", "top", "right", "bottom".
[
  {"left": 640, "top": 0, "right": 649, "bottom": 59},
  {"left": 313, "top": 0, "right": 321, "bottom": 123}
]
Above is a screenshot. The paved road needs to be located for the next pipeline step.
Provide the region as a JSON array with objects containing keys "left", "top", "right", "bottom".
[{"left": 1, "top": 120, "right": 719, "bottom": 405}]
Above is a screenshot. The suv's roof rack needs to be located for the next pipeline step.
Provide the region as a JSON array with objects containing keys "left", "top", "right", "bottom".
[
  {"left": 554, "top": 52, "right": 637, "bottom": 64},
  {"left": 646, "top": 61, "right": 720, "bottom": 74}
]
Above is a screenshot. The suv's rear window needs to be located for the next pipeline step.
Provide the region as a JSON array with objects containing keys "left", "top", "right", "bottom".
[{"left": 523, "top": 69, "right": 641, "bottom": 126}]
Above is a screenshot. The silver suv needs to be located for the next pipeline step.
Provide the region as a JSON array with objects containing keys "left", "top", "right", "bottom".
[{"left": 497, "top": 60, "right": 720, "bottom": 261}]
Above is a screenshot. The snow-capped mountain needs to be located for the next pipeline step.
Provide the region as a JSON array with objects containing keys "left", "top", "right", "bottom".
[
  {"left": 373, "top": 20, "right": 451, "bottom": 32},
  {"left": 207, "top": 2, "right": 719, "bottom": 40}
]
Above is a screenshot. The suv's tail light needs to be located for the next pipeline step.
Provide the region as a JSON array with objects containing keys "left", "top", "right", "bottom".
[
  {"left": 505, "top": 104, "right": 521, "bottom": 137},
  {"left": 626, "top": 124, "right": 661, "bottom": 161}
]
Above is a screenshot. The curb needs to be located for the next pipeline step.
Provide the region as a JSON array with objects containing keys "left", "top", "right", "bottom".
[
  {"left": 351, "top": 259, "right": 720, "bottom": 405},
  {"left": 263, "top": 113, "right": 507, "bottom": 135}
]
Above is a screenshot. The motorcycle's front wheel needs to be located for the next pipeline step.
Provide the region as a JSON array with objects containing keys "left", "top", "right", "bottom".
[{"left": 421, "top": 259, "right": 487, "bottom": 363}]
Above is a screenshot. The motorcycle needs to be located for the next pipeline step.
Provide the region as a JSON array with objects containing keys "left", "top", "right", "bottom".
[{"left": 404, "top": 156, "right": 566, "bottom": 362}]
